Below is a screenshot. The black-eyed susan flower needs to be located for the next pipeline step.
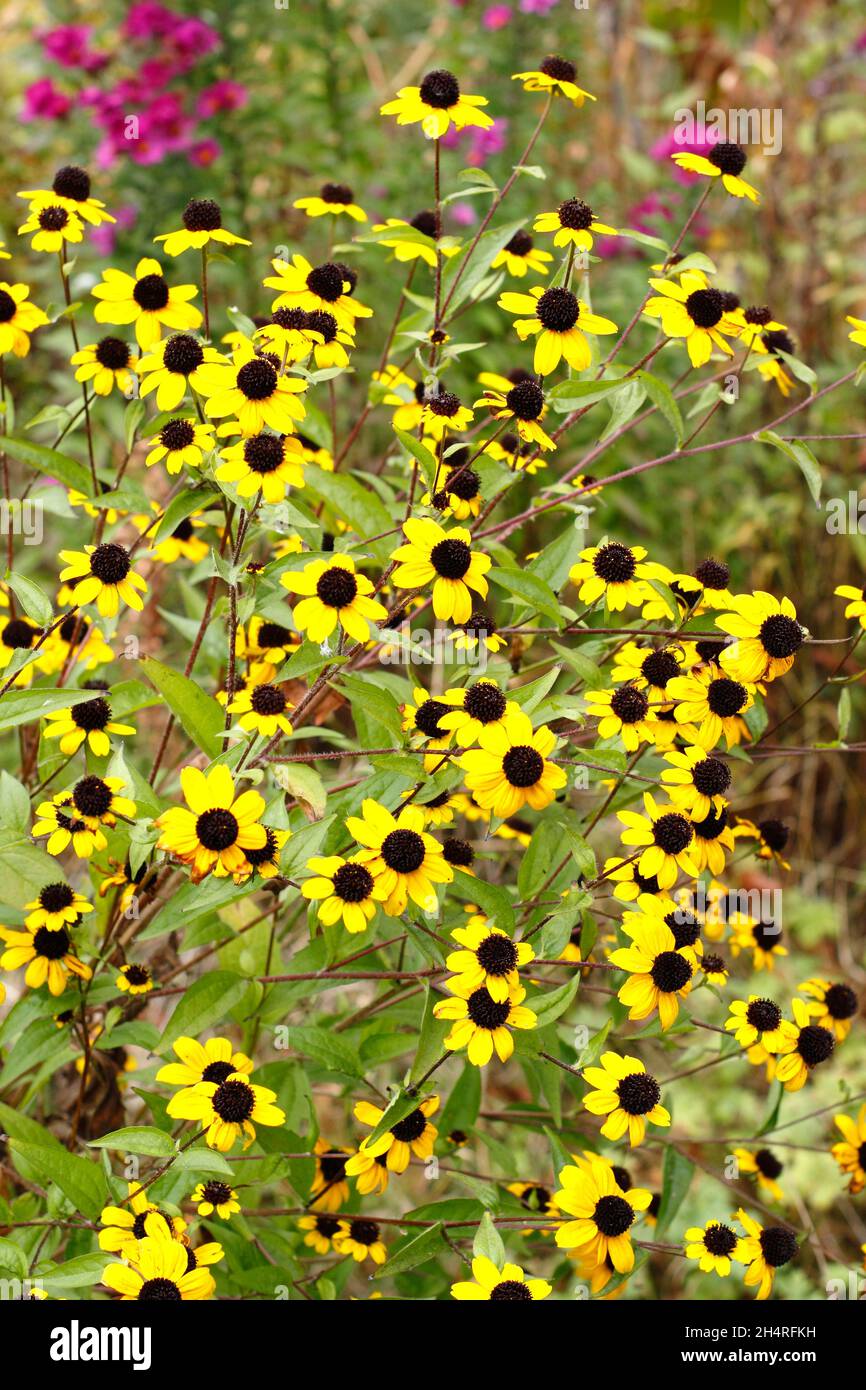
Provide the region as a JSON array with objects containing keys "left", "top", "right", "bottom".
[
  {"left": 507, "top": 1181, "right": 560, "bottom": 1232},
  {"left": 684, "top": 1221, "right": 746, "bottom": 1278},
  {"left": 156, "top": 766, "right": 268, "bottom": 883},
  {"left": 402, "top": 686, "right": 454, "bottom": 768},
  {"left": 622, "top": 892, "right": 703, "bottom": 963},
  {"left": 417, "top": 789, "right": 460, "bottom": 827},
  {"left": 334, "top": 1217, "right": 387, "bottom": 1265},
  {"left": 774, "top": 997, "right": 836, "bottom": 1092},
  {"left": 555, "top": 1156, "right": 652, "bottom": 1271},
  {"left": 102, "top": 1233, "right": 215, "bottom": 1301},
  {"left": 154, "top": 198, "right": 250, "bottom": 257},
  {"left": 667, "top": 668, "right": 753, "bottom": 749},
  {"left": 533, "top": 197, "right": 617, "bottom": 250},
  {"left": 391, "top": 518, "right": 490, "bottom": 624},
  {"left": 798, "top": 978, "right": 858, "bottom": 1042},
  {"left": 372, "top": 211, "right": 461, "bottom": 269},
  {"left": 438, "top": 679, "right": 516, "bottom": 747},
  {"left": 298, "top": 1213, "right": 342, "bottom": 1253},
  {"left": 584, "top": 685, "right": 657, "bottom": 752},
  {"left": 755, "top": 329, "right": 797, "bottom": 396},
  {"left": 491, "top": 229, "right": 552, "bottom": 279},
  {"left": 730, "top": 917, "right": 787, "bottom": 972},
  {"left": 167, "top": 1069, "right": 285, "bottom": 1151},
  {"left": 294, "top": 183, "right": 367, "bottom": 222},
  {"left": 701, "top": 953, "right": 729, "bottom": 986},
  {"left": 451, "top": 1254, "right": 551, "bottom": 1301},
  {"left": 195, "top": 343, "right": 307, "bottom": 436},
  {"left": 689, "top": 804, "right": 734, "bottom": 877},
  {"left": 302, "top": 854, "right": 384, "bottom": 933},
  {"left": 226, "top": 680, "right": 294, "bottom": 738},
  {"left": 583, "top": 1051, "right": 670, "bottom": 1148},
  {"left": 42, "top": 694, "right": 135, "bottom": 757},
  {"left": 345, "top": 798, "right": 453, "bottom": 914},
  {"left": 34, "top": 775, "right": 135, "bottom": 858},
  {"left": 19, "top": 165, "right": 114, "bottom": 227},
  {"left": 18, "top": 201, "right": 84, "bottom": 253},
  {"left": 454, "top": 609, "right": 506, "bottom": 655},
  {"left": 717, "top": 592, "right": 805, "bottom": 683},
  {"left": 732, "top": 815, "right": 791, "bottom": 869},
  {"left": 498, "top": 284, "right": 617, "bottom": 374},
  {"left": 304, "top": 310, "right": 355, "bottom": 369},
  {"left": 151, "top": 514, "right": 210, "bottom": 565},
  {"left": 725, "top": 996, "right": 788, "bottom": 1053},
  {"left": 137, "top": 332, "right": 221, "bottom": 410},
  {"left": 661, "top": 745, "right": 732, "bottom": 819},
  {"left": 569, "top": 542, "right": 668, "bottom": 611},
  {"left": 239, "top": 616, "right": 299, "bottom": 668},
  {"left": 609, "top": 918, "right": 694, "bottom": 1030},
  {"left": 643, "top": 270, "right": 743, "bottom": 367},
  {"left": 475, "top": 375, "right": 554, "bottom": 451},
  {"left": 117, "top": 962, "right": 154, "bottom": 996},
  {"left": 831, "top": 1107, "right": 866, "bottom": 1194},
  {"left": 25, "top": 881, "right": 93, "bottom": 933},
  {"left": 233, "top": 826, "right": 289, "bottom": 884},
  {"left": 309, "top": 1139, "right": 352, "bottom": 1210},
  {"left": 254, "top": 307, "right": 317, "bottom": 364},
  {"left": 97, "top": 858, "right": 157, "bottom": 913},
  {"left": 671, "top": 141, "right": 759, "bottom": 201},
  {"left": 156, "top": 1035, "right": 253, "bottom": 1092},
  {"left": 512, "top": 54, "right": 595, "bottom": 106},
  {"left": 145, "top": 417, "right": 215, "bottom": 474},
  {"left": 263, "top": 255, "right": 372, "bottom": 331},
  {"left": 349, "top": 1095, "right": 439, "bottom": 1175},
  {"left": 419, "top": 389, "right": 474, "bottom": 440},
  {"left": 0, "top": 280, "right": 49, "bottom": 357},
  {"left": 732, "top": 303, "right": 788, "bottom": 350},
  {"left": 735, "top": 1209, "right": 798, "bottom": 1300},
  {"left": 433, "top": 978, "right": 536, "bottom": 1065},
  {"left": 460, "top": 710, "right": 565, "bottom": 819},
  {"left": 92, "top": 257, "right": 201, "bottom": 350},
  {"left": 423, "top": 453, "right": 484, "bottom": 520},
  {"left": 446, "top": 918, "right": 534, "bottom": 1002},
  {"left": 191, "top": 1181, "right": 240, "bottom": 1220},
  {"left": 733, "top": 1148, "right": 785, "bottom": 1202},
  {"left": 0, "top": 922, "right": 91, "bottom": 996},
  {"left": 617, "top": 792, "right": 698, "bottom": 890},
  {"left": 98, "top": 1182, "right": 185, "bottom": 1255},
  {"left": 58, "top": 542, "right": 147, "bottom": 619},
  {"left": 602, "top": 857, "right": 662, "bottom": 903},
  {"left": 70, "top": 337, "right": 138, "bottom": 396},
  {"left": 0, "top": 613, "right": 43, "bottom": 686},
  {"left": 282, "top": 555, "right": 387, "bottom": 643},
  {"left": 216, "top": 430, "right": 306, "bottom": 502},
  {"left": 380, "top": 68, "right": 493, "bottom": 140}
]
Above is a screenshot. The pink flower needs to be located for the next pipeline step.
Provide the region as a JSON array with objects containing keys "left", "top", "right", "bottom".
[
  {"left": 196, "top": 80, "right": 248, "bottom": 118},
  {"left": 123, "top": 3, "right": 178, "bottom": 41},
  {"left": 22, "top": 78, "right": 72, "bottom": 121},
  {"left": 652, "top": 125, "right": 718, "bottom": 185},
  {"left": 483, "top": 5, "right": 512, "bottom": 29},
  {"left": 189, "top": 138, "right": 222, "bottom": 167},
  {"left": 39, "top": 24, "right": 109, "bottom": 73},
  {"left": 450, "top": 202, "right": 478, "bottom": 227},
  {"left": 519, "top": 0, "right": 559, "bottom": 12}
]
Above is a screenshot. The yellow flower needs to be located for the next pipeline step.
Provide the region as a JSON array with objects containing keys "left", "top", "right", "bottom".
[
  {"left": 773, "top": 997, "right": 836, "bottom": 1092},
  {"left": 42, "top": 693, "right": 135, "bottom": 757},
  {"left": 569, "top": 542, "right": 669, "bottom": 611},
  {"left": 555, "top": 1155, "right": 652, "bottom": 1270},
  {"left": 309, "top": 1138, "right": 351, "bottom": 1210},
  {"left": 724, "top": 996, "right": 789, "bottom": 1052},
  {"left": 333, "top": 1218, "right": 387, "bottom": 1264},
  {"left": 733, "top": 1148, "right": 785, "bottom": 1203},
  {"left": 831, "top": 1106, "right": 866, "bottom": 1195},
  {"left": 391, "top": 517, "right": 490, "bottom": 624},
  {"left": 151, "top": 513, "right": 210, "bottom": 564},
  {"left": 729, "top": 915, "right": 787, "bottom": 972},
  {"left": 18, "top": 201, "right": 84, "bottom": 253},
  {"left": 735, "top": 1208, "right": 798, "bottom": 1300},
  {"left": 25, "top": 881, "right": 94, "bottom": 933},
  {"left": 491, "top": 230, "right": 553, "bottom": 279},
  {"left": 137, "top": 332, "right": 221, "bottom": 411},
  {"left": 145, "top": 417, "right": 215, "bottom": 474},
  {"left": 58, "top": 542, "right": 147, "bottom": 618},
  {"left": 499, "top": 284, "right": 617, "bottom": 374},
  {"left": 512, "top": 54, "right": 595, "bottom": 106},
  {"left": 661, "top": 745, "right": 732, "bottom": 819},
  {"left": 689, "top": 803, "right": 734, "bottom": 876},
  {"left": 92, "top": 256, "right": 201, "bottom": 349},
  {"left": 157, "top": 1034, "right": 253, "bottom": 1090},
  {"left": 451, "top": 1254, "right": 551, "bottom": 1301},
  {"left": 226, "top": 680, "right": 294, "bottom": 738},
  {"left": 445, "top": 917, "right": 534, "bottom": 1002},
  {"left": 0, "top": 921, "right": 91, "bottom": 996},
  {"left": 475, "top": 377, "right": 554, "bottom": 451},
  {"left": 419, "top": 389, "right": 474, "bottom": 440},
  {"left": 0, "top": 281, "right": 49, "bottom": 357},
  {"left": 372, "top": 212, "right": 461, "bottom": 268},
  {"left": 643, "top": 269, "right": 743, "bottom": 367},
  {"left": 584, "top": 685, "right": 657, "bottom": 751},
  {"left": 294, "top": 183, "right": 367, "bottom": 221},
  {"left": 380, "top": 68, "right": 493, "bottom": 140},
  {"left": 609, "top": 918, "right": 694, "bottom": 1030},
  {"left": 347, "top": 1095, "right": 439, "bottom": 1175},
  {"left": 70, "top": 337, "right": 138, "bottom": 396},
  {"left": 616, "top": 792, "right": 699, "bottom": 889},
  {"left": 154, "top": 197, "right": 250, "bottom": 256},
  {"left": 581, "top": 1051, "right": 670, "bottom": 1147},
  {"left": 18, "top": 165, "right": 114, "bottom": 227},
  {"left": 98, "top": 1181, "right": 185, "bottom": 1255},
  {"left": 717, "top": 591, "right": 805, "bottom": 683},
  {"left": 102, "top": 1233, "right": 215, "bottom": 1300},
  {"left": 846, "top": 315, "right": 866, "bottom": 350},
  {"left": 667, "top": 668, "right": 753, "bottom": 750},
  {"left": 533, "top": 197, "right": 617, "bottom": 250},
  {"left": 155, "top": 765, "right": 268, "bottom": 883},
  {"left": 282, "top": 554, "right": 387, "bottom": 643},
  {"left": 797, "top": 977, "right": 858, "bottom": 1042},
  {"left": 345, "top": 797, "right": 453, "bottom": 914},
  {"left": 671, "top": 142, "right": 759, "bottom": 201},
  {"left": 216, "top": 430, "right": 306, "bottom": 502},
  {"left": 684, "top": 1221, "right": 747, "bottom": 1278},
  {"left": 460, "top": 709, "right": 565, "bottom": 819},
  {"left": 194, "top": 343, "right": 307, "bottom": 436},
  {"left": 167, "top": 1070, "right": 285, "bottom": 1151},
  {"left": 33, "top": 775, "right": 136, "bottom": 858},
  {"left": 433, "top": 978, "right": 536, "bottom": 1065},
  {"left": 117, "top": 962, "right": 154, "bottom": 995},
  {"left": 439, "top": 679, "right": 516, "bottom": 747},
  {"left": 298, "top": 1213, "right": 342, "bottom": 1252},
  {"left": 263, "top": 254, "right": 372, "bottom": 331},
  {"left": 302, "top": 854, "right": 385, "bottom": 933}
]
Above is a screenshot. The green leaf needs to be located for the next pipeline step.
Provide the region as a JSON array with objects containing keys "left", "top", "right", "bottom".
[
  {"left": 637, "top": 370, "right": 684, "bottom": 447},
  {"left": 9, "top": 1139, "right": 107, "bottom": 1220},
  {"left": 364, "top": 1088, "right": 425, "bottom": 1147},
  {"left": 377, "top": 1222, "right": 446, "bottom": 1277},
  {"left": 441, "top": 218, "right": 526, "bottom": 313},
  {"left": 0, "top": 833, "right": 60, "bottom": 908},
  {"left": 0, "top": 436, "right": 92, "bottom": 493},
  {"left": 271, "top": 761, "right": 327, "bottom": 820},
  {"left": 306, "top": 471, "right": 394, "bottom": 562},
  {"left": 285, "top": 1026, "right": 363, "bottom": 1077},
  {"left": 755, "top": 429, "right": 822, "bottom": 505},
  {"left": 140, "top": 655, "right": 224, "bottom": 759},
  {"left": 87, "top": 1126, "right": 176, "bottom": 1157},
  {"left": 159, "top": 971, "right": 251, "bottom": 1049},
  {"left": 338, "top": 672, "right": 403, "bottom": 738},
  {"left": 531, "top": 976, "right": 579, "bottom": 1028},
  {"left": 393, "top": 428, "right": 437, "bottom": 487},
  {"left": 0, "top": 686, "right": 83, "bottom": 733},
  {"left": 655, "top": 1147, "right": 694, "bottom": 1235},
  {"left": 409, "top": 986, "right": 449, "bottom": 1086},
  {"left": 599, "top": 379, "right": 647, "bottom": 441},
  {"left": 489, "top": 567, "right": 563, "bottom": 626},
  {"left": 472, "top": 1210, "right": 505, "bottom": 1266},
  {"left": 4, "top": 572, "right": 52, "bottom": 626},
  {"left": 36, "top": 1252, "right": 113, "bottom": 1292},
  {"left": 547, "top": 377, "right": 636, "bottom": 413}
]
